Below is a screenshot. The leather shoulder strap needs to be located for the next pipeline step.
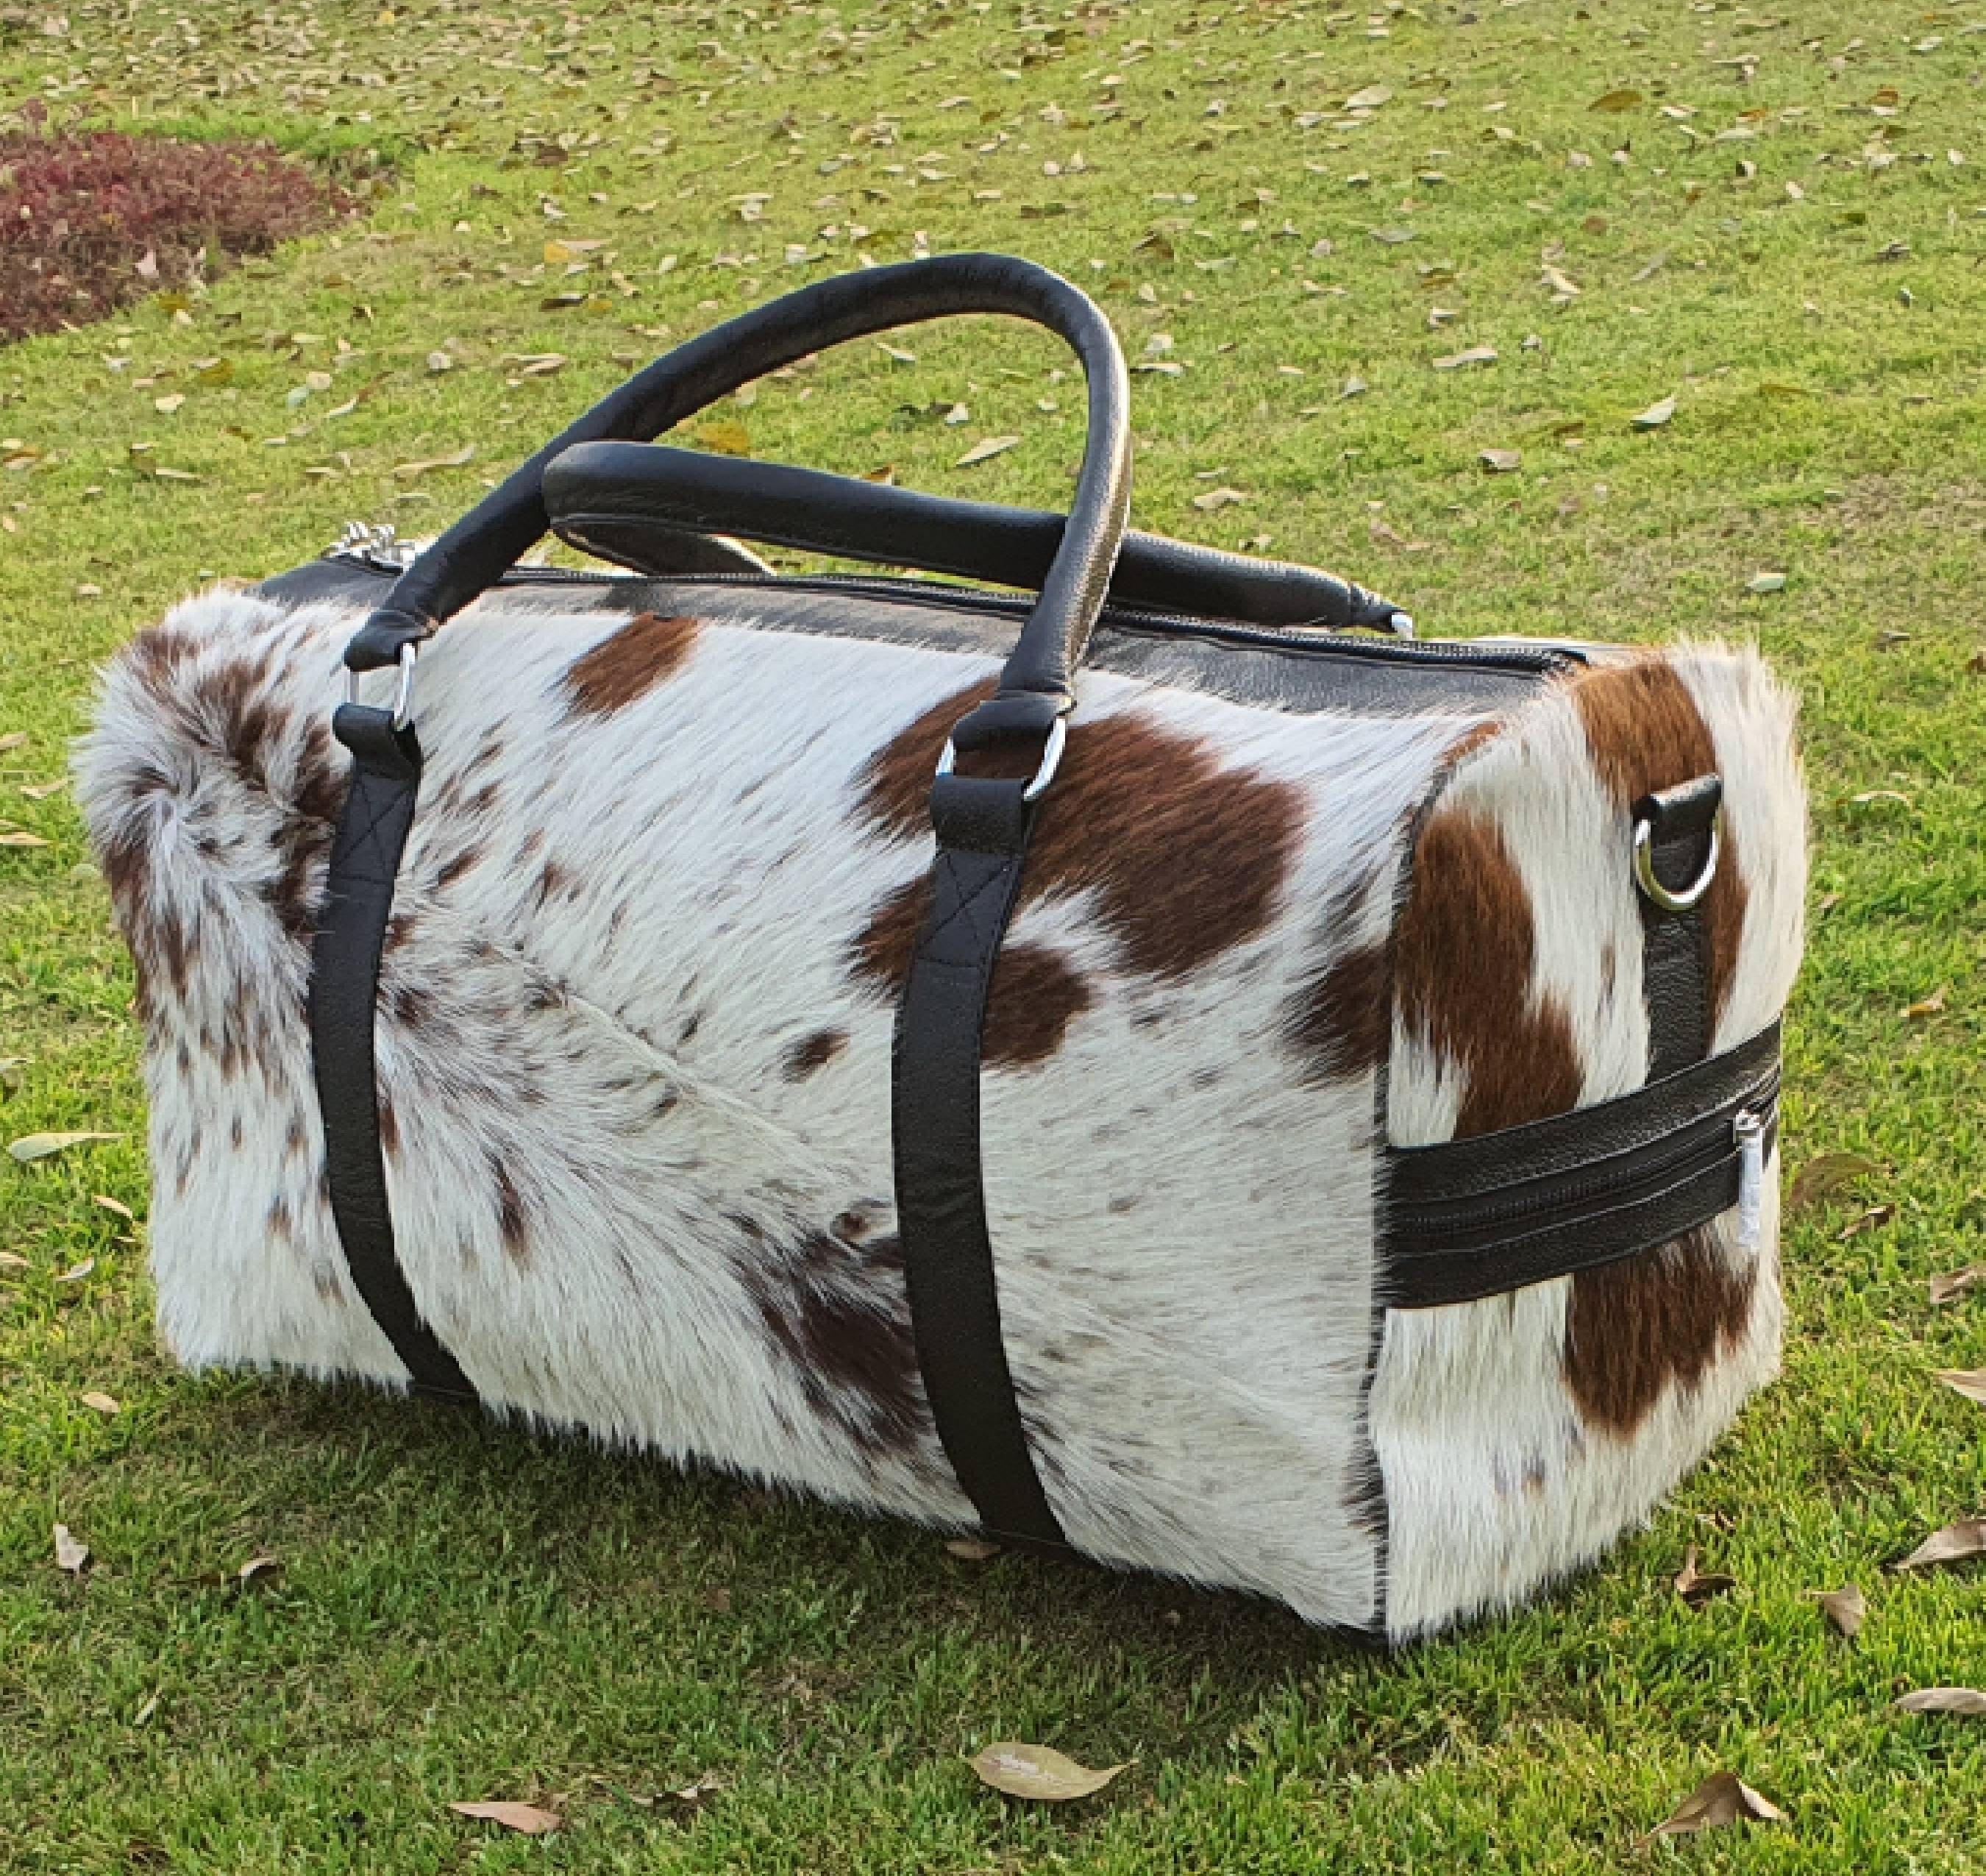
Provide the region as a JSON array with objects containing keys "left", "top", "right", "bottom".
[
  {"left": 307, "top": 703, "right": 476, "bottom": 1402},
  {"left": 891, "top": 774, "right": 1069, "bottom": 1550}
]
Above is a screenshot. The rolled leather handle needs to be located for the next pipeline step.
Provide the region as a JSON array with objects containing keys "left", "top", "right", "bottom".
[
  {"left": 345, "top": 254, "right": 1131, "bottom": 722},
  {"left": 544, "top": 443, "right": 1405, "bottom": 635}
]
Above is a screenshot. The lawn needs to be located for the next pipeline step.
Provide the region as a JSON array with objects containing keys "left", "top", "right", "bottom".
[{"left": 3, "top": 0, "right": 1985, "bottom": 1868}]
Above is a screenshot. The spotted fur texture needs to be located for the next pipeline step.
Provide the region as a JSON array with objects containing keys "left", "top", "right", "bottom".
[{"left": 76, "top": 584, "right": 1804, "bottom": 1638}]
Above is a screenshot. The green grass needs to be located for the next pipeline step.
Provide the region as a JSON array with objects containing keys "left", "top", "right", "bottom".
[{"left": 4, "top": 0, "right": 1985, "bottom": 1868}]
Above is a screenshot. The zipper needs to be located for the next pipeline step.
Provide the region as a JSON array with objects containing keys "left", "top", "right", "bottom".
[
  {"left": 323, "top": 536, "right": 1579, "bottom": 681},
  {"left": 1392, "top": 1079, "right": 1779, "bottom": 1248}
]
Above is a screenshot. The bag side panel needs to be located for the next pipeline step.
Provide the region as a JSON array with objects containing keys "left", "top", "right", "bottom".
[
  {"left": 1370, "top": 644, "right": 1806, "bottom": 1641},
  {"left": 79, "top": 583, "right": 1500, "bottom": 1629}
]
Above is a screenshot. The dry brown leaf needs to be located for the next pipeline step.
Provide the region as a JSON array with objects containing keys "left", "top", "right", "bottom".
[
  {"left": 1896, "top": 1518, "right": 1986, "bottom": 1571},
  {"left": 55, "top": 1258, "right": 95, "bottom": 1284},
  {"left": 0, "top": 831, "right": 50, "bottom": 848},
  {"left": 1674, "top": 1546, "right": 1737, "bottom": 1607},
  {"left": 447, "top": 1801, "right": 563, "bottom": 1836},
  {"left": 945, "top": 1536, "right": 1002, "bottom": 1560},
  {"left": 968, "top": 1743, "right": 1129, "bottom": 1802},
  {"left": 0, "top": 1251, "right": 30, "bottom": 1273},
  {"left": 79, "top": 1391, "right": 121, "bottom": 1415},
  {"left": 391, "top": 446, "right": 474, "bottom": 478},
  {"left": 1935, "top": 1370, "right": 1986, "bottom": 1405},
  {"left": 1647, "top": 1772, "right": 1785, "bottom": 1839},
  {"left": 1631, "top": 394, "right": 1678, "bottom": 430},
  {"left": 1840, "top": 1204, "right": 1896, "bottom": 1240},
  {"left": 1904, "top": 987, "right": 1948, "bottom": 1019},
  {"left": 1191, "top": 486, "right": 1249, "bottom": 511},
  {"left": 1345, "top": 84, "right": 1393, "bottom": 110},
  {"left": 93, "top": 1193, "right": 135, "bottom": 1221},
  {"left": 1433, "top": 345, "right": 1498, "bottom": 370},
  {"left": 1813, "top": 1582, "right": 1866, "bottom": 1638},
  {"left": 235, "top": 1555, "right": 282, "bottom": 1590},
  {"left": 1787, "top": 1152, "right": 1880, "bottom": 1212},
  {"left": 1479, "top": 448, "right": 1522, "bottom": 475},
  {"left": 1894, "top": 1687, "right": 1986, "bottom": 1716},
  {"left": 1929, "top": 1265, "right": 1986, "bottom": 1305},
  {"left": 10, "top": 1131, "right": 123, "bottom": 1163},
  {"left": 54, "top": 1522, "right": 89, "bottom": 1575},
  {"left": 955, "top": 435, "right": 1020, "bottom": 468}
]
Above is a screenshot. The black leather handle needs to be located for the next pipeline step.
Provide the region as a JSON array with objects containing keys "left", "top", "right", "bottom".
[
  {"left": 346, "top": 254, "right": 1131, "bottom": 721},
  {"left": 544, "top": 443, "right": 1406, "bottom": 635}
]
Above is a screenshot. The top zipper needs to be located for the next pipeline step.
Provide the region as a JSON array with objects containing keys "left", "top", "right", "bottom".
[{"left": 324, "top": 534, "right": 1579, "bottom": 681}]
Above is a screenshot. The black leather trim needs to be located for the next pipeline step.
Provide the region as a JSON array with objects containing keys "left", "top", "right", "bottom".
[
  {"left": 546, "top": 442, "right": 1403, "bottom": 633},
  {"left": 306, "top": 704, "right": 476, "bottom": 1402},
  {"left": 1639, "top": 775, "right": 1722, "bottom": 1075},
  {"left": 276, "top": 559, "right": 1566, "bottom": 720},
  {"left": 1382, "top": 1025, "right": 1779, "bottom": 1309},
  {"left": 892, "top": 775, "right": 1069, "bottom": 1550}
]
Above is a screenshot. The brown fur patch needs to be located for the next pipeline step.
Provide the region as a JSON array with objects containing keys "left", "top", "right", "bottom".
[
  {"left": 564, "top": 613, "right": 700, "bottom": 717},
  {"left": 491, "top": 1156, "right": 531, "bottom": 1264},
  {"left": 1562, "top": 1226, "right": 1757, "bottom": 1437},
  {"left": 1289, "top": 938, "right": 1390, "bottom": 1081},
  {"left": 781, "top": 1028, "right": 848, "bottom": 1081},
  {"left": 735, "top": 1221, "right": 928, "bottom": 1463},
  {"left": 1394, "top": 809, "right": 1582, "bottom": 1137},
  {"left": 1567, "top": 657, "right": 1751, "bottom": 1024},
  {"left": 850, "top": 680, "right": 1304, "bottom": 1065}
]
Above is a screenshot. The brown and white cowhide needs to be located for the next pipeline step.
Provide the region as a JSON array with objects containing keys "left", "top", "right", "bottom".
[{"left": 76, "top": 583, "right": 1804, "bottom": 1639}]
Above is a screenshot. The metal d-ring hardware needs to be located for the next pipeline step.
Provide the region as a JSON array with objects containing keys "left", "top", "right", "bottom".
[
  {"left": 936, "top": 712, "right": 1069, "bottom": 803},
  {"left": 344, "top": 641, "right": 418, "bottom": 731},
  {"left": 1632, "top": 806, "right": 1722, "bottom": 912}
]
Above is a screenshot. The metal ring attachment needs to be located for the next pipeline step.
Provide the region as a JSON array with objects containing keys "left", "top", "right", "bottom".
[
  {"left": 1631, "top": 809, "right": 1721, "bottom": 913},
  {"left": 343, "top": 641, "right": 418, "bottom": 731},
  {"left": 936, "top": 713, "right": 1069, "bottom": 803}
]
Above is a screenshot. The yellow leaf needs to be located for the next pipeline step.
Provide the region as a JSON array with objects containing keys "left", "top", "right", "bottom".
[{"left": 967, "top": 1743, "right": 1130, "bottom": 1802}]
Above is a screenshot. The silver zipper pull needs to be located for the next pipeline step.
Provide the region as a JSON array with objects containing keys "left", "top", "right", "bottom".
[{"left": 1734, "top": 1106, "right": 1766, "bottom": 1251}]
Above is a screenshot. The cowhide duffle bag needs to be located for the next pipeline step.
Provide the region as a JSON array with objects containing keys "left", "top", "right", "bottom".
[{"left": 78, "top": 255, "right": 1807, "bottom": 1641}]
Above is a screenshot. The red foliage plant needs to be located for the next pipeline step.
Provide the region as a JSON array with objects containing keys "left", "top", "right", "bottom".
[{"left": 0, "top": 117, "right": 352, "bottom": 342}]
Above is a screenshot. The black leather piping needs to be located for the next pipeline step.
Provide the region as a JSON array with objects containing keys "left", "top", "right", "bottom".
[
  {"left": 307, "top": 705, "right": 476, "bottom": 1401},
  {"left": 1381, "top": 1024, "right": 1780, "bottom": 1309}
]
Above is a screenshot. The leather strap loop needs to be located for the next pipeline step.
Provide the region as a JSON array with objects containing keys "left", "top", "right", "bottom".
[
  {"left": 344, "top": 253, "right": 1131, "bottom": 715},
  {"left": 307, "top": 705, "right": 475, "bottom": 1402}
]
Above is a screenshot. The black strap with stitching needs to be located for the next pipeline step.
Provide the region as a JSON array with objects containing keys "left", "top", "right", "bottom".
[{"left": 307, "top": 703, "right": 476, "bottom": 1402}]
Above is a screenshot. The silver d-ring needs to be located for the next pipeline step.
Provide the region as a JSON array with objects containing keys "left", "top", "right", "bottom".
[
  {"left": 1632, "top": 809, "right": 1721, "bottom": 912},
  {"left": 935, "top": 714, "right": 1069, "bottom": 803},
  {"left": 342, "top": 642, "right": 418, "bottom": 731}
]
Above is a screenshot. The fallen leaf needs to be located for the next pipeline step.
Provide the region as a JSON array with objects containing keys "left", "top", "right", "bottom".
[
  {"left": 54, "top": 1522, "right": 89, "bottom": 1574},
  {"left": 1840, "top": 1204, "right": 1896, "bottom": 1240},
  {"left": 1345, "top": 84, "right": 1393, "bottom": 110},
  {"left": 79, "top": 1391, "right": 120, "bottom": 1415},
  {"left": 1929, "top": 1265, "right": 1986, "bottom": 1305},
  {"left": 1896, "top": 1519, "right": 1986, "bottom": 1571},
  {"left": 1631, "top": 394, "right": 1678, "bottom": 429},
  {"left": 235, "top": 1554, "right": 282, "bottom": 1589},
  {"left": 55, "top": 1258, "right": 96, "bottom": 1283},
  {"left": 427, "top": 351, "right": 455, "bottom": 373},
  {"left": 1894, "top": 1687, "right": 1986, "bottom": 1716},
  {"left": 1369, "top": 226, "right": 1416, "bottom": 244},
  {"left": 876, "top": 341, "right": 917, "bottom": 363},
  {"left": 391, "top": 446, "right": 474, "bottom": 478},
  {"left": 93, "top": 1193, "right": 135, "bottom": 1221},
  {"left": 1590, "top": 88, "right": 1645, "bottom": 113},
  {"left": 968, "top": 1743, "right": 1129, "bottom": 1802},
  {"left": 1904, "top": 987, "right": 1947, "bottom": 1019},
  {"left": 1191, "top": 486, "right": 1248, "bottom": 511},
  {"left": 448, "top": 1801, "right": 563, "bottom": 1836},
  {"left": 1813, "top": 1582, "right": 1866, "bottom": 1638},
  {"left": 1647, "top": 1772, "right": 1785, "bottom": 1840},
  {"left": 153, "top": 394, "right": 185, "bottom": 416},
  {"left": 1788, "top": 1153, "right": 1880, "bottom": 1212},
  {"left": 955, "top": 435, "right": 1020, "bottom": 468},
  {"left": 0, "top": 733, "right": 25, "bottom": 752},
  {"left": 1434, "top": 346, "right": 1498, "bottom": 370},
  {"left": 945, "top": 1536, "right": 1002, "bottom": 1561},
  {"left": 0, "top": 831, "right": 50, "bottom": 848},
  {"left": 1674, "top": 1546, "right": 1737, "bottom": 1607},
  {"left": 10, "top": 1131, "right": 122, "bottom": 1162},
  {"left": 0, "top": 1251, "right": 29, "bottom": 1272},
  {"left": 1936, "top": 1370, "right": 1986, "bottom": 1405},
  {"left": 1479, "top": 448, "right": 1522, "bottom": 474},
  {"left": 1748, "top": 572, "right": 1787, "bottom": 594}
]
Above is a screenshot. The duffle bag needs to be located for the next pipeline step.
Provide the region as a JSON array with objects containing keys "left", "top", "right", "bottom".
[{"left": 77, "top": 254, "right": 1807, "bottom": 1641}]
